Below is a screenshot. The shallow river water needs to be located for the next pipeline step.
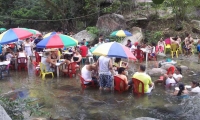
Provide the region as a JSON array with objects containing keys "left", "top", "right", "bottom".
[{"left": 0, "top": 56, "right": 200, "bottom": 120}]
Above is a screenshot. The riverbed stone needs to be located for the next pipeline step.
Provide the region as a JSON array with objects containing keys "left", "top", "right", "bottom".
[
  {"left": 147, "top": 68, "right": 167, "bottom": 77},
  {"left": 96, "top": 13, "right": 127, "bottom": 35},
  {"left": 121, "top": 27, "right": 143, "bottom": 45},
  {"left": 180, "top": 65, "right": 189, "bottom": 72},
  {"left": 0, "top": 105, "right": 12, "bottom": 120},
  {"left": 133, "top": 117, "right": 159, "bottom": 120},
  {"left": 160, "top": 64, "right": 175, "bottom": 70},
  {"left": 73, "top": 30, "right": 95, "bottom": 42}
]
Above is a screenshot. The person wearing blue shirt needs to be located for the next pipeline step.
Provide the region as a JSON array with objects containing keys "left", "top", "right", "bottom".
[
  {"left": 34, "top": 35, "right": 43, "bottom": 52},
  {"left": 197, "top": 40, "right": 200, "bottom": 64}
]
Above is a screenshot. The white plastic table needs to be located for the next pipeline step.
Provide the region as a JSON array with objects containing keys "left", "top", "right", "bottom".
[
  {"left": 0, "top": 61, "right": 10, "bottom": 65},
  {"left": 55, "top": 62, "right": 61, "bottom": 78}
]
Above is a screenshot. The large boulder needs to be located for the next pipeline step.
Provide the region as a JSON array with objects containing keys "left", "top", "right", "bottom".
[
  {"left": 73, "top": 30, "right": 95, "bottom": 43},
  {"left": 96, "top": 13, "right": 127, "bottom": 35},
  {"left": 0, "top": 105, "right": 12, "bottom": 120},
  {"left": 121, "top": 27, "right": 143, "bottom": 45},
  {"left": 147, "top": 68, "right": 167, "bottom": 77},
  {"left": 191, "top": 20, "right": 200, "bottom": 34}
]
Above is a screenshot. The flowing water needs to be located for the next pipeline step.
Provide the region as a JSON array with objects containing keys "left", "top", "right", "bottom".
[{"left": 0, "top": 57, "right": 200, "bottom": 120}]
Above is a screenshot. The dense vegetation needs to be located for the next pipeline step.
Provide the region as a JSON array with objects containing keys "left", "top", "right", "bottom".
[{"left": 0, "top": 0, "right": 200, "bottom": 32}]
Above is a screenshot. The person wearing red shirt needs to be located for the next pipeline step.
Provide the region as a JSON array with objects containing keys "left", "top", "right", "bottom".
[
  {"left": 79, "top": 42, "right": 88, "bottom": 57},
  {"left": 79, "top": 42, "right": 88, "bottom": 65}
]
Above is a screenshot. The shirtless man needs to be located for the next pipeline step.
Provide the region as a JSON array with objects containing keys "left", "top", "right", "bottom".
[{"left": 116, "top": 67, "right": 130, "bottom": 90}]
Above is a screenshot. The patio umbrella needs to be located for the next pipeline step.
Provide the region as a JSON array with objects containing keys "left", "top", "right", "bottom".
[
  {"left": 0, "top": 28, "right": 6, "bottom": 32},
  {"left": 110, "top": 30, "right": 132, "bottom": 37},
  {"left": 0, "top": 28, "right": 33, "bottom": 44},
  {"left": 37, "top": 34, "right": 78, "bottom": 48},
  {"left": 29, "top": 29, "right": 42, "bottom": 36},
  {"left": 91, "top": 42, "right": 136, "bottom": 60},
  {"left": 43, "top": 31, "right": 60, "bottom": 38}
]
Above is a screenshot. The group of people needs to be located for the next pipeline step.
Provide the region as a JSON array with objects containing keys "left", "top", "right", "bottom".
[{"left": 126, "top": 33, "right": 199, "bottom": 59}]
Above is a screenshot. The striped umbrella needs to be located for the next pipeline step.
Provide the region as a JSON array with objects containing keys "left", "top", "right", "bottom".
[
  {"left": 110, "top": 30, "right": 132, "bottom": 37},
  {"left": 0, "top": 28, "right": 33, "bottom": 44},
  {"left": 0, "top": 28, "right": 6, "bottom": 32},
  {"left": 37, "top": 34, "right": 78, "bottom": 48},
  {"left": 91, "top": 42, "right": 136, "bottom": 60},
  {"left": 29, "top": 29, "right": 42, "bottom": 36}
]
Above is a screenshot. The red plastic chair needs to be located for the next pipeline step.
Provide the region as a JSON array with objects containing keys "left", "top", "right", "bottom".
[
  {"left": 32, "top": 61, "right": 40, "bottom": 75},
  {"left": 17, "top": 57, "right": 28, "bottom": 71},
  {"left": 114, "top": 76, "right": 126, "bottom": 93},
  {"left": 132, "top": 78, "right": 144, "bottom": 95},
  {"left": 35, "top": 52, "right": 41, "bottom": 62},
  {"left": 62, "top": 62, "right": 77, "bottom": 78},
  {"left": 133, "top": 49, "right": 144, "bottom": 62},
  {"left": 78, "top": 74, "right": 95, "bottom": 90}
]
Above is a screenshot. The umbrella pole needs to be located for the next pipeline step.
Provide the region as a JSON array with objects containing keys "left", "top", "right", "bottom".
[{"left": 145, "top": 52, "right": 148, "bottom": 72}]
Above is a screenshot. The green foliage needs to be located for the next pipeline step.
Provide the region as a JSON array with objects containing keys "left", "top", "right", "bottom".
[
  {"left": 86, "top": 26, "right": 99, "bottom": 38},
  {"left": 144, "top": 30, "right": 163, "bottom": 44},
  {"left": 0, "top": 96, "right": 50, "bottom": 120}
]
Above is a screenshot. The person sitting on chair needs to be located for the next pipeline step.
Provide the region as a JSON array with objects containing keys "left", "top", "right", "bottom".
[
  {"left": 81, "top": 59, "right": 98, "bottom": 86},
  {"left": 72, "top": 49, "right": 82, "bottom": 65},
  {"left": 132, "top": 64, "right": 154, "bottom": 93},
  {"left": 41, "top": 52, "right": 56, "bottom": 72},
  {"left": 116, "top": 67, "right": 130, "bottom": 91},
  {"left": 157, "top": 38, "right": 165, "bottom": 53},
  {"left": 155, "top": 66, "right": 182, "bottom": 86}
]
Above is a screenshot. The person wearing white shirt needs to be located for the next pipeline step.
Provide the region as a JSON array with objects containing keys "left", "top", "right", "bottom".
[
  {"left": 81, "top": 59, "right": 98, "bottom": 85},
  {"left": 191, "top": 81, "right": 200, "bottom": 93},
  {"left": 163, "top": 66, "right": 183, "bottom": 86}
]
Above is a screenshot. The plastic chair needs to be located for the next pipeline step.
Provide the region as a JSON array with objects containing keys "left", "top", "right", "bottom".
[
  {"left": 78, "top": 74, "right": 95, "bottom": 90},
  {"left": 35, "top": 52, "right": 41, "bottom": 62},
  {"left": 39, "top": 62, "right": 54, "bottom": 80},
  {"left": 132, "top": 78, "right": 144, "bottom": 95},
  {"left": 32, "top": 61, "right": 40, "bottom": 76},
  {"left": 62, "top": 62, "right": 77, "bottom": 78},
  {"left": 191, "top": 45, "right": 195, "bottom": 55},
  {"left": 178, "top": 43, "right": 183, "bottom": 54},
  {"left": 114, "top": 76, "right": 126, "bottom": 93},
  {"left": 17, "top": 57, "right": 28, "bottom": 71},
  {"left": 133, "top": 49, "right": 144, "bottom": 63},
  {"left": 170, "top": 44, "right": 179, "bottom": 58},
  {"left": 0, "top": 65, "right": 9, "bottom": 79},
  {"left": 164, "top": 38, "right": 171, "bottom": 54}
]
